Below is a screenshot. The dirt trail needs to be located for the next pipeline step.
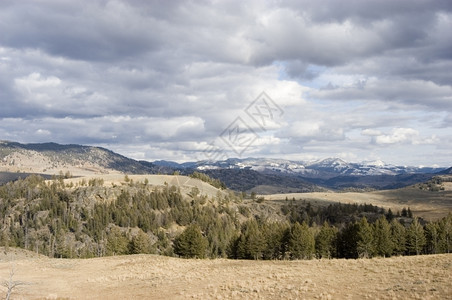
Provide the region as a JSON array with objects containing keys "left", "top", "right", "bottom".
[{"left": 0, "top": 249, "right": 450, "bottom": 299}]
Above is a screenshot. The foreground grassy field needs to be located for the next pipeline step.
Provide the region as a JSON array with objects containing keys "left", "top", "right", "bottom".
[{"left": 0, "top": 248, "right": 450, "bottom": 299}]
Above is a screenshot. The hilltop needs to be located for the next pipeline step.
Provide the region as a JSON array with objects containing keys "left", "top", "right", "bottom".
[{"left": 0, "top": 140, "right": 167, "bottom": 177}]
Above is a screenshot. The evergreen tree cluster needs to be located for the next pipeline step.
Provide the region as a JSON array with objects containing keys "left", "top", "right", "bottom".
[
  {"left": 225, "top": 214, "right": 451, "bottom": 260},
  {"left": 189, "top": 171, "right": 226, "bottom": 190},
  {"left": 0, "top": 175, "right": 451, "bottom": 260},
  {"left": 0, "top": 175, "right": 239, "bottom": 258}
]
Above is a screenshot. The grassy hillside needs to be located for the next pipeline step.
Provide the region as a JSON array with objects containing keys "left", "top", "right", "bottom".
[
  {"left": 1, "top": 173, "right": 451, "bottom": 261},
  {"left": 264, "top": 176, "right": 452, "bottom": 221},
  {"left": 0, "top": 141, "right": 165, "bottom": 176}
]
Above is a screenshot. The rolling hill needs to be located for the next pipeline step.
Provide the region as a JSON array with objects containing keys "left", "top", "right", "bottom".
[
  {"left": 0, "top": 140, "right": 168, "bottom": 177},
  {"left": 1, "top": 140, "right": 450, "bottom": 193}
]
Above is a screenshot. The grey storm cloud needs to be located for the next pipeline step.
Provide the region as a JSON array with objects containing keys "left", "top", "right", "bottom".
[
  {"left": 0, "top": 0, "right": 451, "bottom": 166},
  {"left": 1, "top": 1, "right": 163, "bottom": 61}
]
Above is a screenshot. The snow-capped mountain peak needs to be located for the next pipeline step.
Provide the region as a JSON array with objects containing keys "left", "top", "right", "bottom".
[
  {"left": 153, "top": 157, "right": 446, "bottom": 177},
  {"left": 361, "top": 160, "right": 386, "bottom": 167}
]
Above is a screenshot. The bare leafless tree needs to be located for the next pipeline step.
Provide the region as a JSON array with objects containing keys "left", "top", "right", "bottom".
[{"left": 1, "top": 265, "right": 30, "bottom": 300}]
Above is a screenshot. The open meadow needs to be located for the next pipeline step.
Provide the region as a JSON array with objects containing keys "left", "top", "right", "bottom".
[
  {"left": 0, "top": 248, "right": 451, "bottom": 299},
  {"left": 264, "top": 184, "right": 452, "bottom": 221}
]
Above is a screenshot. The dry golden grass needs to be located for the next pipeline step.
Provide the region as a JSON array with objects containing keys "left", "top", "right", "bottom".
[
  {"left": 61, "top": 174, "right": 228, "bottom": 199},
  {"left": 0, "top": 248, "right": 450, "bottom": 299},
  {"left": 264, "top": 186, "right": 452, "bottom": 221},
  {"left": 0, "top": 151, "right": 117, "bottom": 176}
]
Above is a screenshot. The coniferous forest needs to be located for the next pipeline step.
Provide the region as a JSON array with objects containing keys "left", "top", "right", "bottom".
[{"left": 0, "top": 175, "right": 451, "bottom": 260}]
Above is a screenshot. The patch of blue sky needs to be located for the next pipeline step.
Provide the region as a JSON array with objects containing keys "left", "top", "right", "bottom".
[{"left": 272, "top": 60, "right": 327, "bottom": 89}]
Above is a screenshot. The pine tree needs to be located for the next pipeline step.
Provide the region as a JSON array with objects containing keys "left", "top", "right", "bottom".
[
  {"left": 315, "top": 221, "right": 337, "bottom": 259},
  {"left": 55, "top": 229, "right": 70, "bottom": 258},
  {"left": 385, "top": 209, "right": 394, "bottom": 222},
  {"left": 373, "top": 216, "right": 393, "bottom": 257},
  {"left": 390, "top": 219, "right": 406, "bottom": 256},
  {"left": 234, "top": 234, "right": 248, "bottom": 259},
  {"left": 1, "top": 231, "right": 10, "bottom": 253},
  {"left": 425, "top": 222, "right": 440, "bottom": 254},
  {"left": 406, "top": 218, "right": 426, "bottom": 255},
  {"left": 357, "top": 217, "right": 374, "bottom": 258},
  {"left": 288, "top": 221, "right": 315, "bottom": 259},
  {"left": 407, "top": 208, "right": 413, "bottom": 218},
  {"left": 173, "top": 224, "right": 207, "bottom": 258},
  {"left": 438, "top": 213, "right": 452, "bottom": 253},
  {"left": 336, "top": 222, "right": 359, "bottom": 258},
  {"left": 106, "top": 227, "right": 129, "bottom": 256},
  {"left": 262, "top": 222, "right": 289, "bottom": 260},
  {"left": 401, "top": 208, "right": 408, "bottom": 217},
  {"left": 243, "top": 220, "right": 266, "bottom": 260},
  {"left": 130, "top": 230, "right": 152, "bottom": 254}
]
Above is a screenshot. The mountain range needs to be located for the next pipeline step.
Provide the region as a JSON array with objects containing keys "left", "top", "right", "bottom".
[
  {"left": 153, "top": 157, "right": 448, "bottom": 193},
  {"left": 155, "top": 157, "right": 444, "bottom": 177},
  {"left": 1, "top": 140, "right": 449, "bottom": 192}
]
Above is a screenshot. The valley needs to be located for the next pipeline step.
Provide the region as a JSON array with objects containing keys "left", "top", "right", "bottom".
[
  {"left": 2, "top": 1, "right": 452, "bottom": 299},
  {"left": 264, "top": 181, "right": 452, "bottom": 221},
  {"left": 0, "top": 141, "right": 451, "bottom": 299}
]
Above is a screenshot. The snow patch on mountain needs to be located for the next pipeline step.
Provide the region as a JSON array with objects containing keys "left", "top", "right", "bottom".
[
  {"left": 153, "top": 157, "right": 447, "bottom": 177},
  {"left": 181, "top": 157, "right": 445, "bottom": 176}
]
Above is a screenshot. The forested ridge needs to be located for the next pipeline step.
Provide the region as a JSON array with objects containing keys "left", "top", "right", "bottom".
[{"left": 0, "top": 175, "right": 451, "bottom": 260}]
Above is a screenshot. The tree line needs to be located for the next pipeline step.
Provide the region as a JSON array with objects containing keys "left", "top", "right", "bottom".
[
  {"left": 0, "top": 175, "right": 450, "bottom": 260},
  {"left": 175, "top": 214, "right": 451, "bottom": 260}
]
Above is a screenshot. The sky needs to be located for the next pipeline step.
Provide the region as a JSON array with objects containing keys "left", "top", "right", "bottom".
[{"left": 0, "top": 0, "right": 451, "bottom": 167}]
